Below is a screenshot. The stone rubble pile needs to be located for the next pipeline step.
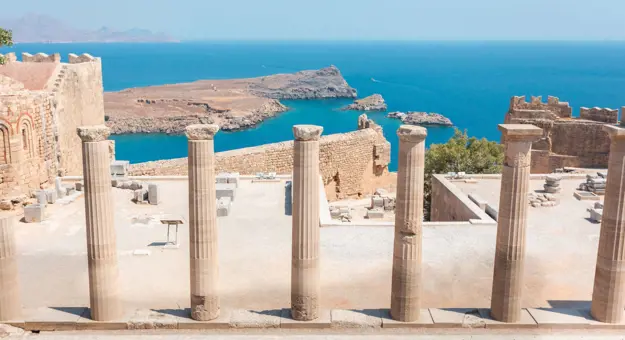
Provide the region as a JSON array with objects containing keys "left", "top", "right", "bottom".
[
  {"left": 329, "top": 206, "right": 352, "bottom": 222},
  {"left": 579, "top": 172, "right": 607, "bottom": 195},
  {"left": 366, "top": 188, "right": 396, "bottom": 219},
  {"left": 543, "top": 175, "right": 562, "bottom": 193},
  {"left": 20, "top": 178, "right": 84, "bottom": 222},
  {"left": 528, "top": 192, "right": 559, "bottom": 208}
]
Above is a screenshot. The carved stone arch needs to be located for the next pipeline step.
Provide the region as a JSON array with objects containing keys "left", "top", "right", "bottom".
[
  {"left": 0, "top": 122, "right": 11, "bottom": 165},
  {"left": 17, "top": 114, "right": 36, "bottom": 159}
]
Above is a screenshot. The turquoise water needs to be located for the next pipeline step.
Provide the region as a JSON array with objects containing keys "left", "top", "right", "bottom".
[{"left": 4, "top": 41, "right": 625, "bottom": 170}]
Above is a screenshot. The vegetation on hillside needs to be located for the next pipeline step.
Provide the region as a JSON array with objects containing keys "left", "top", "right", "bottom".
[
  {"left": 424, "top": 128, "right": 504, "bottom": 219},
  {"left": 0, "top": 28, "right": 13, "bottom": 65}
]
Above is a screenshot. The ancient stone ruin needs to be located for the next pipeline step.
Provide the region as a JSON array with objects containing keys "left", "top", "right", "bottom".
[{"left": 504, "top": 95, "right": 625, "bottom": 173}]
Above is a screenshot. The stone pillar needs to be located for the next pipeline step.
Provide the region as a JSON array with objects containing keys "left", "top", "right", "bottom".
[
  {"left": 186, "top": 124, "right": 220, "bottom": 321},
  {"left": 0, "top": 213, "right": 20, "bottom": 321},
  {"left": 591, "top": 125, "right": 625, "bottom": 323},
  {"left": 291, "top": 124, "right": 323, "bottom": 321},
  {"left": 390, "top": 125, "right": 427, "bottom": 322},
  {"left": 77, "top": 125, "right": 121, "bottom": 321},
  {"left": 490, "top": 124, "right": 542, "bottom": 322}
]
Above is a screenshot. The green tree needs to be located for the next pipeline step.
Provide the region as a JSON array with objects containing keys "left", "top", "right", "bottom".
[
  {"left": 424, "top": 128, "right": 504, "bottom": 220},
  {"left": 0, "top": 28, "right": 14, "bottom": 65}
]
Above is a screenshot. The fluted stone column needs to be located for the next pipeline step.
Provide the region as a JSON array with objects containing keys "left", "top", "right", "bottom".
[
  {"left": 291, "top": 124, "right": 323, "bottom": 321},
  {"left": 78, "top": 125, "right": 121, "bottom": 321},
  {"left": 186, "top": 124, "right": 220, "bottom": 321},
  {"left": 490, "top": 124, "right": 542, "bottom": 323},
  {"left": 591, "top": 125, "right": 625, "bottom": 323},
  {"left": 391, "top": 125, "right": 427, "bottom": 322},
  {"left": 0, "top": 213, "right": 20, "bottom": 321}
]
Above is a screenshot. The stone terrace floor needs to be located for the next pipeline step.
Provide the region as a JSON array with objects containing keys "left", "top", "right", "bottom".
[{"left": 14, "top": 177, "right": 601, "bottom": 313}]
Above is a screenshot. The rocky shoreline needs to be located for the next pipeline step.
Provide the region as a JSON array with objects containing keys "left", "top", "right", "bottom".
[
  {"left": 104, "top": 66, "right": 355, "bottom": 134},
  {"left": 387, "top": 111, "right": 453, "bottom": 126}
]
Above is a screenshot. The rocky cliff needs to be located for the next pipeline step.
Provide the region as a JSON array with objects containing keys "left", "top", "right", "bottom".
[{"left": 105, "top": 66, "right": 355, "bottom": 134}]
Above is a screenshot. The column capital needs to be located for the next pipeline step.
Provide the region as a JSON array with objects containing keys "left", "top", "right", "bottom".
[
  {"left": 397, "top": 125, "right": 427, "bottom": 142},
  {"left": 604, "top": 124, "right": 625, "bottom": 140},
  {"left": 293, "top": 125, "right": 323, "bottom": 141},
  {"left": 185, "top": 124, "right": 220, "bottom": 140},
  {"left": 498, "top": 124, "right": 542, "bottom": 142},
  {"left": 77, "top": 125, "right": 110, "bottom": 142}
]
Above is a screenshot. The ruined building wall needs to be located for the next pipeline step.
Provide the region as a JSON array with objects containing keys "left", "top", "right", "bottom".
[
  {"left": 0, "top": 53, "right": 106, "bottom": 199},
  {"left": 430, "top": 174, "right": 485, "bottom": 222},
  {"left": 129, "top": 124, "right": 392, "bottom": 200},
  {"left": 46, "top": 54, "right": 106, "bottom": 175},
  {"left": 0, "top": 90, "right": 56, "bottom": 198},
  {"left": 505, "top": 95, "right": 618, "bottom": 173}
]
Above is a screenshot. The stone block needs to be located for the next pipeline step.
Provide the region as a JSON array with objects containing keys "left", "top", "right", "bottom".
[
  {"left": 331, "top": 309, "right": 382, "bottom": 328},
  {"left": 216, "top": 173, "right": 229, "bottom": 184},
  {"left": 217, "top": 197, "right": 232, "bottom": 217},
  {"left": 148, "top": 183, "right": 160, "bottom": 205},
  {"left": 338, "top": 207, "right": 350, "bottom": 214},
  {"left": 133, "top": 189, "right": 148, "bottom": 203},
  {"left": 36, "top": 190, "right": 47, "bottom": 206},
  {"left": 0, "top": 199, "right": 13, "bottom": 210},
  {"left": 24, "top": 204, "right": 45, "bottom": 223},
  {"left": 375, "top": 188, "right": 389, "bottom": 196},
  {"left": 595, "top": 201, "right": 604, "bottom": 209},
  {"left": 429, "top": 308, "right": 485, "bottom": 328},
  {"left": 280, "top": 309, "right": 331, "bottom": 329},
  {"left": 23, "top": 307, "right": 86, "bottom": 331},
  {"left": 597, "top": 171, "right": 607, "bottom": 178},
  {"left": 380, "top": 309, "right": 434, "bottom": 328},
  {"left": 468, "top": 193, "right": 487, "bottom": 210},
  {"left": 110, "top": 160, "right": 130, "bottom": 176},
  {"left": 75, "top": 182, "right": 83, "bottom": 191},
  {"left": 371, "top": 195, "right": 384, "bottom": 208},
  {"left": 216, "top": 183, "right": 236, "bottom": 201},
  {"left": 476, "top": 309, "right": 537, "bottom": 329},
  {"left": 544, "top": 185, "right": 561, "bottom": 193},
  {"left": 383, "top": 197, "right": 395, "bottom": 211},
  {"left": 367, "top": 209, "right": 384, "bottom": 219},
  {"left": 589, "top": 208, "right": 603, "bottom": 223},
  {"left": 526, "top": 308, "right": 591, "bottom": 329},
  {"left": 330, "top": 208, "right": 341, "bottom": 218},
  {"left": 546, "top": 175, "right": 561, "bottom": 182},
  {"left": 574, "top": 191, "right": 600, "bottom": 201},
  {"left": 229, "top": 309, "right": 281, "bottom": 328}
]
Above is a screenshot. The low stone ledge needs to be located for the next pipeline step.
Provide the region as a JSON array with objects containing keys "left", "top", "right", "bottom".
[
  {"left": 330, "top": 309, "right": 382, "bottom": 328},
  {"left": 380, "top": 309, "right": 434, "bottom": 328},
  {"left": 229, "top": 309, "right": 282, "bottom": 328},
  {"left": 280, "top": 308, "right": 331, "bottom": 329}
]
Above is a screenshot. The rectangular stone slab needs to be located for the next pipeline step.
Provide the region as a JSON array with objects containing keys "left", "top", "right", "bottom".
[
  {"left": 110, "top": 160, "right": 130, "bottom": 176},
  {"left": 229, "top": 309, "right": 281, "bottom": 328},
  {"left": 527, "top": 308, "right": 592, "bottom": 329},
  {"left": 477, "top": 308, "right": 537, "bottom": 328},
  {"left": 429, "top": 308, "right": 485, "bottom": 328},
  {"left": 330, "top": 309, "right": 382, "bottom": 328},
  {"left": 23, "top": 307, "right": 86, "bottom": 331},
  {"left": 24, "top": 204, "right": 45, "bottom": 223},
  {"left": 380, "top": 309, "right": 434, "bottom": 328},
  {"left": 280, "top": 308, "right": 331, "bottom": 329}
]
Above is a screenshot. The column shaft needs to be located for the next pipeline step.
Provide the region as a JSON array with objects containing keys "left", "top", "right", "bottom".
[
  {"left": 391, "top": 125, "right": 426, "bottom": 322},
  {"left": 490, "top": 143, "right": 531, "bottom": 322},
  {"left": 0, "top": 214, "right": 20, "bottom": 321},
  {"left": 591, "top": 126, "right": 625, "bottom": 323},
  {"left": 81, "top": 133, "right": 121, "bottom": 321},
  {"left": 291, "top": 138, "right": 320, "bottom": 321},
  {"left": 187, "top": 126, "right": 219, "bottom": 321}
]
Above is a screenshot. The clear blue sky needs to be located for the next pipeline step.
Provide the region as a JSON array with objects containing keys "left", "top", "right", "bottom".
[{"left": 4, "top": 0, "right": 624, "bottom": 41}]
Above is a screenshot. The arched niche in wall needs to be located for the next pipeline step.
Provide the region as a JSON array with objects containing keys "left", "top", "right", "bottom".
[
  {"left": 17, "top": 114, "right": 36, "bottom": 160},
  {"left": 0, "top": 121, "right": 11, "bottom": 165}
]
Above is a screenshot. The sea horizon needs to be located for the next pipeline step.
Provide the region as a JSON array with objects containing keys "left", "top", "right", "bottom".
[{"left": 3, "top": 41, "right": 625, "bottom": 171}]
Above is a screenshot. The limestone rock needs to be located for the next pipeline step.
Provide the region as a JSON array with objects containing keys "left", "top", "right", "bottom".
[
  {"left": 341, "top": 94, "right": 387, "bottom": 111},
  {"left": 0, "top": 200, "right": 12, "bottom": 211},
  {"left": 388, "top": 111, "right": 453, "bottom": 126}
]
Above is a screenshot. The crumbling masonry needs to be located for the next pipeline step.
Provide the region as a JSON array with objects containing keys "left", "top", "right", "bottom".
[
  {"left": 504, "top": 95, "right": 623, "bottom": 173},
  {"left": 0, "top": 52, "right": 106, "bottom": 201}
]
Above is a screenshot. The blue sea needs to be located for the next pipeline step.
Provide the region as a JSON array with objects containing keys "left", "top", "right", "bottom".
[{"left": 4, "top": 41, "right": 625, "bottom": 171}]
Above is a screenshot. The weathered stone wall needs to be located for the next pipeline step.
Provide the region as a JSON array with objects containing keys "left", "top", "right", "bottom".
[
  {"left": 0, "top": 91, "right": 56, "bottom": 197},
  {"left": 0, "top": 53, "right": 106, "bottom": 199},
  {"left": 47, "top": 54, "right": 106, "bottom": 175},
  {"left": 430, "top": 174, "right": 485, "bottom": 222},
  {"left": 129, "top": 125, "right": 392, "bottom": 200},
  {"left": 505, "top": 95, "right": 619, "bottom": 173}
]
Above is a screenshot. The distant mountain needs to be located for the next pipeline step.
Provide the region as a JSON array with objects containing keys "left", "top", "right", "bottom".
[{"left": 0, "top": 13, "right": 178, "bottom": 43}]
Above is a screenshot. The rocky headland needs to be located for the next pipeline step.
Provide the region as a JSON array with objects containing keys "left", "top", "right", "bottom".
[
  {"left": 341, "top": 94, "right": 387, "bottom": 111},
  {"left": 387, "top": 111, "right": 453, "bottom": 126},
  {"left": 104, "top": 66, "right": 356, "bottom": 134}
]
